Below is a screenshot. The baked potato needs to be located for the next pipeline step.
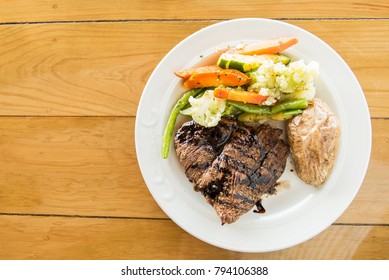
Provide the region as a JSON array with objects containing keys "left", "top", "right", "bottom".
[{"left": 287, "top": 98, "right": 340, "bottom": 186}]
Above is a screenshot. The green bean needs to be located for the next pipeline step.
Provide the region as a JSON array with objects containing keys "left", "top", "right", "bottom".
[
  {"left": 228, "top": 98, "right": 307, "bottom": 116},
  {"left": 270, "top": 98, "right": 308, "bottom": 114},
  {"left": 162, "top": 88, "right": 204, "bottom": 159},
  {"left": 226, "top": 100, "right": 272, "bottom": 115}
]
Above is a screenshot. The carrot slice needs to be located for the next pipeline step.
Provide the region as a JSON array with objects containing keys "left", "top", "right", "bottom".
[
  {"left": 227, "top": 37, "right": 298, "bottom": 55},
  {"left": 214, "top": 88, "right": 268, "bottom": 105},
  {"left": 183, "top": 69, "right": 249, "bottom": 88},
  {"left": 174, "top": 65, "right": 222, "bottom": 79}
]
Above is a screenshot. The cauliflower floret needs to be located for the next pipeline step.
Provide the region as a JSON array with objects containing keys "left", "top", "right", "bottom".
[
  {"left": 248, "top": 58, "right": 319, "bottom": 101},
  {"left": 249, "top": 60, "right": 277, "bottom": 90},
  {"left": 276, "top": 60, "right": 318, "bottom": 94},
  {"left": 181, "top": 90, "right": 226, "bottom": 127}
]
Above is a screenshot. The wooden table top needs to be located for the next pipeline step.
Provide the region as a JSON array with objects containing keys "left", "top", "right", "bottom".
[{"left": 0, "top": 1, "right": 387, "bottom": 260}]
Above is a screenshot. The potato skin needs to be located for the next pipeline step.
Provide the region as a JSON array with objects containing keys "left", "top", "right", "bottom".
[{"left": 287, "top": 98, "right": 340, "bottom": 186}]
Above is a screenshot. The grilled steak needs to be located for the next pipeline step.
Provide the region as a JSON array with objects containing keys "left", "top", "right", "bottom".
[
  {"left": 196, "top": 124, "right": 289, "bottom": 224},
  {"left": 174, "top": 118, "right": 289, "bottom": 224},
  {"left": 174, "top": 118, "right": 236, "bottom": 183}
]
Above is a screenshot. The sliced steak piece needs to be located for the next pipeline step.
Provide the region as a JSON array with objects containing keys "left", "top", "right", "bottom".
[
  {"left": 196, "top": 124, "right": 289, "bottom": 224},
  {"left": 174, "top": 118, "right": 236, "bottom": 183}
]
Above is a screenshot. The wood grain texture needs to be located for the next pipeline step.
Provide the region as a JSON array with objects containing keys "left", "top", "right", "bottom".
[
  {"left": 0, "top": 216, "right": 387, "bottom": 260},
  {"left": 0, "top": 117, "right": 164, "bottom": 218},
  {"left": 0, "top": 1, "right": 388, "bottom": 23},
  {"left": 0, "top": 20, "right": 387, "bottom": 117},
  {"left": 0, "top": 1, "right": 387, "bottom": 261},
  {"left": 337, "top": 118, "right": 389, "bottom": 224},
  {"left": 0, "top": 117, "right": 387, "bottom": 224}
]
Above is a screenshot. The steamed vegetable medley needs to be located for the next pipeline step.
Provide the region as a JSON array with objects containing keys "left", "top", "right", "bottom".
[{"left": 162, "top": 37, "right": 319, "bottom": 158}]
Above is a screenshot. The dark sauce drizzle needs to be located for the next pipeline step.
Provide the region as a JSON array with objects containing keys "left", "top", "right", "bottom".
[{"left": 253, "top": 199, "right": 266, "bottom": 214}]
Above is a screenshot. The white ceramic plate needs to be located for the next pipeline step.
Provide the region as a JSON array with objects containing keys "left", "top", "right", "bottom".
[{"left": 135, "top": 18, "right": 371, "bottom": 252}]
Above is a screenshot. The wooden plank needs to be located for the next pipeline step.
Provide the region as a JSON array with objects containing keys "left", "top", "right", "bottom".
[
  {"left": 0, "top": 117, "right": 164, "bottom": 218},
  {"left": 0, "top": 23, "right": 155, "bottom": 116},
  {"left": 336, "top": 119, "right": 389, "bottom": 224},
  {"left": 0, "top": 1, "right": 388, "bottom": 23},
  {"left": 0, "top": 20, "right": 387, "bottom": 117},
  {"left": 0, "top": 22, "right": 205, "bottom": 116},
  {"left": 0, "top": 117, "right": 387, "bottom": 224},
  {"left": 0, "top": 215, "right": 387, "bottom": 259}
]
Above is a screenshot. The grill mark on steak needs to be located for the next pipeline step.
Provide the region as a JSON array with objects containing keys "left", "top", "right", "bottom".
[
  {"left": 174, "top": 118, "right": 289, "bottom": 224},
  {"left": 174, "top": 118, "right": 236, "bottom": 183},
  {"left": 196, "top": 125, "right": 282, "bottom": 192}
]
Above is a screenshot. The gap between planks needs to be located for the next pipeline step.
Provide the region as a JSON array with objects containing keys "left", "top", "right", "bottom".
[
  {"left": 0, "top": 212, "right": 168, "bottom": 221},
  {"left": 0, "top": 18, "right": 388, "bottom": 26},
  {"left": 0, "top": 212, "right": 387, "bottom": 227}
]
